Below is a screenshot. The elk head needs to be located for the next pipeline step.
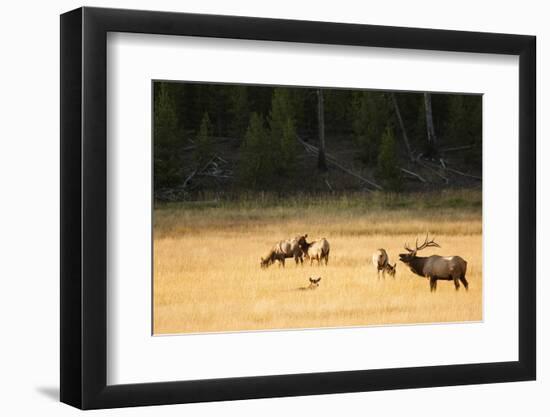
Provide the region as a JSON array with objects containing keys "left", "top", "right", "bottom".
[
  {"left": 309, "top": 277, "right": 321, "bottom": 285},
  {"left": 297, "top": 234, "right": 310, "bottom": 254},
  {"left": 308, "top": 277, "right": 322, "bottom": 288},
  {"left": 385, "top": 263, "right": 397, "bottom": 277},
  {"left": 260, "top": 257, "right": 270, "bottom": 268},
  {"left": 399, "top": 234, "right": 440, "bottom": 264},
  {"left": 300, "top": 276, "right": 322, "bottom": 291}
]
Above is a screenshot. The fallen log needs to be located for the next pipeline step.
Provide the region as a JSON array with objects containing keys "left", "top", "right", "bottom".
[
  {"left": 400, "top": 167, "right": 426, "bottom": 183},
  {"left": 417, "top": 160, "right": 449, "bottom": 184},
  {"left": 445, "top": 166, "right": 482, "bottom": 180},
  {"left": 296, "top": 135, "right": 383, "bottom": 191},
  {"left": 421, "top": 159, "right": 481, "bottom": 181},
  {"left": 440, "top": 145, "right": 474, "bottom": 153},
  {"left": 182, "top": 169, "right": 197, "bottom": 189}
]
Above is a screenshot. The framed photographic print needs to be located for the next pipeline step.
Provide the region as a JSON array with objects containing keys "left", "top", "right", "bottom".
[{"left": 60, "top": 6, "right": 536, "bottom": 409}]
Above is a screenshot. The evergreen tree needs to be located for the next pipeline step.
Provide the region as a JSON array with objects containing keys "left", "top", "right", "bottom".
[
  {"left": 154, "top": 82, "right": 182, "bottom": 190},
  {"left": 239, "top": 113, "right": 274, "bottom": 188},
  {"left": 248, "top": 86, "right": 275, "bottom": 122},
  {"left": 351, "top": 91, "right": 391, "bottom": 164},
  {"left": 376, "top": 126, "right": 402, "bottom": 191},
  {"left": 195, "top": 112, "right": 213, "bottom": 166},
  {"left": 269, "top": 88, "right": 297, "bottom": 173},
  {"left": 170, "top": 82, "right": 187, "bottom": 134},
  {"left": 414, "top": 94, "right": 427, "bottom": 150},
  {"left": 288, "top": 88, "right": 307, "bottom": 134},
  {"left": 445, "top": 95, "right": 482, "bottom": 164},
  {"left": 227, "top": 85, "right": 249, "bottom": 139},
  {"left": 281, "top": 117, "right": 297, "bottom": 173},
  {"left": 324, "top": 89, "right": 353, "bottom": 135}
]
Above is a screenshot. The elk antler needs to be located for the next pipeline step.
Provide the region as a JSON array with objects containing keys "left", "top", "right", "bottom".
[
  {"left": 415, "top": 233, "right": 441, "bottom": 251},
  {"left": 404, "top": 241, "right": 415, "bottom": 253}
]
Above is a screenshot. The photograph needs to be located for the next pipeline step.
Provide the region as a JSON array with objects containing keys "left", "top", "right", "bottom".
[
  {"left": 53, "top": 3, "right": 539, "bottom": 411},
  {"left": 152, "top": 81, "right": 483, "bottom": 335}
]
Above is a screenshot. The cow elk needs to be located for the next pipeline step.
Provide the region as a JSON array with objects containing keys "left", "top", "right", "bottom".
[
  {"left": 299, "top": 237, "right": 330, "bottom": 266},
  {"left": 398, "top": 234, "right": 468, "bottom": 292},
  {"left": 260, "top": 235, "right": 307, "bottom": 268},
  {"left": 260, "top": 248, "right": 286, "bottom": 268},
  {"left": 372, "top": 249, "right": 396, "bottom": 279}
]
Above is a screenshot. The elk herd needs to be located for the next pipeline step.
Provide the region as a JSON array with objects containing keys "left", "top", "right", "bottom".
[
  {"left": 261, "top": 233, "right": 468, "bottom": 293},
  {"left": 260, "top": 234, "right": 329, "bottom": 268}
]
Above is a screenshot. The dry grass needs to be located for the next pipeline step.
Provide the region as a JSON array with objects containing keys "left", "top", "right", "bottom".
[{"left": 153, "top": 193, "right": 482, "bottom": 334}]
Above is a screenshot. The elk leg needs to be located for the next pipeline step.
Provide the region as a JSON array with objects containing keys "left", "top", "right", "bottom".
[
  {"left": 429, "top": 277, "right": 437, "bottom": 292},
  {"left": 459, "top": 276, "right": 469, "bottom": 291},
  {"left": 453, "top": 277, "right": 460, "bottom": 291}
]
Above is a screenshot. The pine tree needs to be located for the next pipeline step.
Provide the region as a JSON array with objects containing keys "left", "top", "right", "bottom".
[
  {"left": 445, "top": 95, "right": 482, "bottom": 164},
  {"left": 414, "top": 94, "right": 427, "bottom": 150},
  {"left": 239, "top": 113, "right": 274, "bottom": 188},
  {"left": 195, "top": 112, "right": 213, "bottom": 166},
  {"left": 351, "top": 91, "right": 391, "bottom": 164},
  {"left": 154, "top": 83, "right": 182, "bottom": 189},
  {"left": 281, "top": 117, "right": 297, "bottom": 172},
  {"left": 324, "top": 89, "right": 353, "bottom": 134},
  {"left": 269, "top": 88, "right": 297, "bottom": 173},
  {"left": 376, "top": 126, "right": 402, "bottom": 191},
  {"left": 288, "top": 88, "right": 306, "bottom": 133},
  {"left": 227, "top": 86, "right": 249, "bottom": 139}
]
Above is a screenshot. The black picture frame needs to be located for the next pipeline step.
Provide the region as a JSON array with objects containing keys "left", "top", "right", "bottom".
[{"left": 60, "top": 6, "right": 536, "bottom": 410}]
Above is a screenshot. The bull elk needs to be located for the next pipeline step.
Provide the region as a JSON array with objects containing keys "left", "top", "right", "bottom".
[
  {"left": 372, "top": 249, "right": 396, "bottom": 279},
  {"left": 398, "top": 234, "right": 468, "bottom": 292}
]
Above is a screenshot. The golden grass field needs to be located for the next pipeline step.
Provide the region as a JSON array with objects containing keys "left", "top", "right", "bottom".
[{"left": 153, "top": 191, "right": 482, "bottom": 335}]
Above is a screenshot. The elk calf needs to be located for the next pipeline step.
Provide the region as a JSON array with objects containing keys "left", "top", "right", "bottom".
[
  {"left": 372, "top": 249, "right": 396, "bottom": 279},
  {"left": 299, "top": 277, "right": 322, "bottom": 290}
]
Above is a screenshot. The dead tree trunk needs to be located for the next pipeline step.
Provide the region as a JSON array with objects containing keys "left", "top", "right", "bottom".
[
  {"left": 317, "top": 89, "right": 327, "bottom": 171},
  {"left": 423, "top": 92, "right": 438, "bottom": 154},
  {"left": 391, "top": 93, "right": 414, "bottom": 162}
]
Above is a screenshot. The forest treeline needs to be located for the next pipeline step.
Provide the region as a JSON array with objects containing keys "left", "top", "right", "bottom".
[{"left": 154, "top": 81, "right": 482, "bottom": 200}]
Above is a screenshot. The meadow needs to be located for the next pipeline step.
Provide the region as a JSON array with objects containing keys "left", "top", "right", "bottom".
[{"left": 153, "top": 190, "right": 482, "bottom": 335}]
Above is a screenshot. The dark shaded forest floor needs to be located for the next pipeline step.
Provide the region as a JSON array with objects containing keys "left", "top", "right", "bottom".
[{"left": 171, "top": 132, "right": 481, "bottom": 201}]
